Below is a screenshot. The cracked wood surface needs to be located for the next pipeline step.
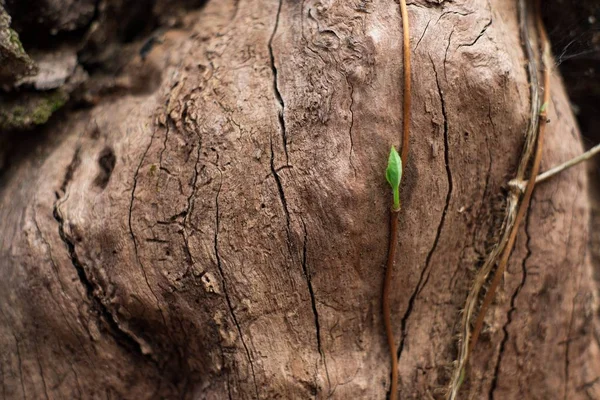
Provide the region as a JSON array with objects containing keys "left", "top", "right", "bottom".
[{"left": 1, "top": 0, "right": 600, "bottom": 398}]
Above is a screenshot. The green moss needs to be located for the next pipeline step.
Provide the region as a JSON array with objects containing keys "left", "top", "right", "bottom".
[
  {"left": 10, "top": 106, "right": 26, "bottom": 118},
  {"left": 0, "top": 90, "right": 68, "bottom": 130},
  {"left": 30, "top": 106, "right": 52, "bottom": 125},
  {"left": 30, "top": 91, "right": 68, "bottom": 124},
  {"left": 0, "top": 105, "right": 27, "bottom": 128},
  {"left": 8, "top": 28, "right": 25, "bottom": 55}
]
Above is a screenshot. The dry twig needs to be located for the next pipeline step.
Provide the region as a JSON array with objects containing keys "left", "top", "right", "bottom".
[{"left": 447, "top": 0, "right": 551, "bottom": 398}]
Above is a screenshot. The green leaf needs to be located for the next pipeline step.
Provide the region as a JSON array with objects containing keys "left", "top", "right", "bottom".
[
  {"left": 385, "top": 146, "right": 403, "bottom": 210},
  {"left": 385, "top": 146, "right": 402, "bottom": 188}
]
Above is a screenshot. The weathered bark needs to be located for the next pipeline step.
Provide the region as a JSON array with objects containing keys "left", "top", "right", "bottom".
[{"left": 1, "top": 0, "right": 599, "bottom": 399}]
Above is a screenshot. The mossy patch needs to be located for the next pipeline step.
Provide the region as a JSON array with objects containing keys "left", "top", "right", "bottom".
[
  {"left": 0, "top": 90, "right": 68, "bottom": 131},
  {"left": 0, "top": 6, "right": 36, "bottom": 83},
  {"left": 8, "top": 28, "right": 26, "bottom": 55}
]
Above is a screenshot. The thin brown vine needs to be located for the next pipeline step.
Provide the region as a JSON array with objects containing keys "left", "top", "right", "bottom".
[
  {"left": 383, "top": 208, "right": 401, "bottom": 400},
  {"left": 382, "top": 1, "right": 411, "bottom": 399},
  {"left": 399, "top": 0, "right": 411, "bottom": 164},
  {"left": 470, "top": 6, "right": 551, "bottom": 353}
]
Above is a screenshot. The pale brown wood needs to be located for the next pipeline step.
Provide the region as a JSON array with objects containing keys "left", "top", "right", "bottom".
[{"left": 1, "top": 0, "right": 599, "bottom": 399}]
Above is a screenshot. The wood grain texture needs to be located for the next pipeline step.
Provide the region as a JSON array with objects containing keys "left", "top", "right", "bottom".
[{"left": 0, "top": 0, "right": 599, "bottom": 398}]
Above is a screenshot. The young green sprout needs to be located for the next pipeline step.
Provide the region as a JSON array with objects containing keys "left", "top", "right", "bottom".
[
  {"left": 383, "top": 1, "right": 410, "bottom": 396},
  {"left": 383, "top": 145, "right": 403, "bottom": 400},
  {"left": 386, "top": 146, "right": 403, "bottom": 211}
]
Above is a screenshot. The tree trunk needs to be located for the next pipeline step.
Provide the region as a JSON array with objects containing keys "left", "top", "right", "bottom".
[{"left": 1, "top": 0, "right": 599, "bottom": 399}]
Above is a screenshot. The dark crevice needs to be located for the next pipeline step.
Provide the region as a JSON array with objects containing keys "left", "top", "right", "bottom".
[
  {"left": 145, "top": 237, "right": 171, "bottom": 244},
  {"left": 59, "top": 147, "right": 82, "bottom": 195},
  {"left": 213, "top": 176, "right": 259, "bottom": 399},
  {"left": 396, "top": 257, "right": 431, "bottom": 360},
  {"left": 269, "top": 139, "right": 291, "bottom": 234},
  {"left": 182, "top": 131, "right": 202, "bottom": 266},
  {"left": 300, "top": 221, "right": 322, "bottom": 353},
  {"left": 397, "top": 59, "right": 454, "bottom": 361},
  {"left": 31, "top": 210, "right": 93, "bottom": 357},
  {"left": 434, "top": 59, "right": 454, "bottom": 268},
  {"left": 159, "top": 119, "right": 172, "bottom": 173},
  {"left": 488, "top": 203, "right": 532, "bottom": 399},
  {"left": 348, "top": 82, "right": 355, "bottom": 156},
  {"left": 268, "top": 0, "right": 289, "bottom": 163},
  {"left": 300, "top": 220, "right": 331, "bottom": 393},
  {"left": 52, "top": 203, "right": 146, "bottom": 357},
  {"left": 443, "top": 29, "right": 454, "bottom": 80},
  {"left": 128, "top": 128, "right": 169, "bottom": 331},
  {"left": 94, "top": 146, "right": 116, "bottom": 189},
  {"left": 33, "top": 207, "right": 69, "bottom": 292},
  {"left": 414, "top": 19, "right": 431, "bottom": 51},
  {"left": 345, "top": 77, "right": 356, "bottom": 174},
  {"left": 457, "top": 18, "right": 492, "bottom": 49},
  {"left": 437, "top": 10, "right": 473, "bottom": 20},
  {"left": 407, "top": 1, "right": 452, "bottom": 9}
]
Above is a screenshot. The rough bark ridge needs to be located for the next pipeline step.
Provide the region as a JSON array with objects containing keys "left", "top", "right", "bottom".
[{"left": 1, "top": 0, "right": 599, "bottom": 399}]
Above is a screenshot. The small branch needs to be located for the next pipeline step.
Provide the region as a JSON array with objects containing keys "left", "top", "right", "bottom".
[
  {"left": 400, "top": 0, "right": 411, "bottom": 164},
  {"left": 448, "top": 0, "right": 551, "bottom": 398},
  {"left": 535, "top": 143, "right": 600, "bottom": 184},
  {"left": 510, "top": 143, "right": 600, "bottom": 192},
  {"left": 383, "top": 209, "right": 400, "bottom": 400},
  {"left": 383, "top": 2, "right": 410, "bottom": 398},
  {"left": 383, "top": 3, "right": 411, "bottom": 399},
  {"left": 470, "top": 0, "right": 552, "bottom": 370}
]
